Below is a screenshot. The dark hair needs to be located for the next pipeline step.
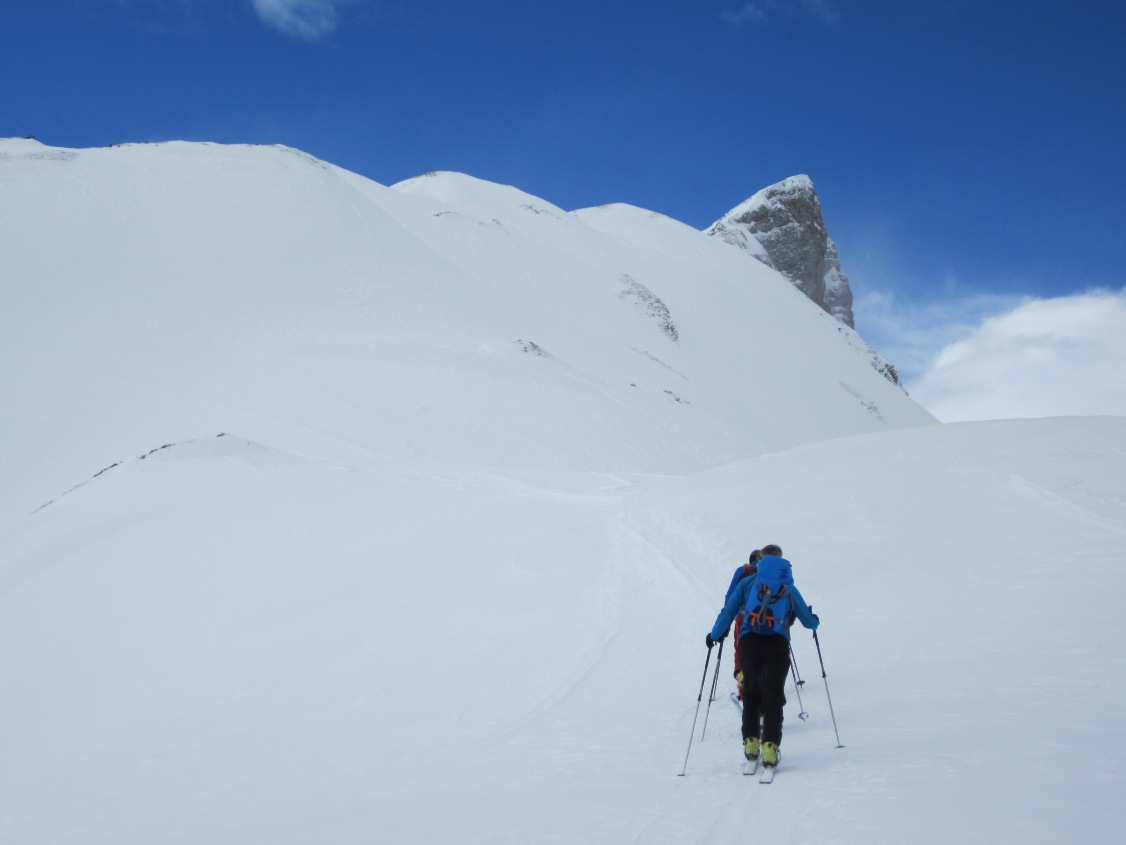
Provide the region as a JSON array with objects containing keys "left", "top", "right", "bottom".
[
  {"left": 761, "top": 544, "right": 783, "bottom": 557},
  {"left": 748, "top": 549, "right": 762, "bottom": 564}
]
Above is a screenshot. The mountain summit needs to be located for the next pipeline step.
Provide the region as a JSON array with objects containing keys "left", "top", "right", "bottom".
[{"left": 707, "top": 175, "right": 856, "bottom": 328}]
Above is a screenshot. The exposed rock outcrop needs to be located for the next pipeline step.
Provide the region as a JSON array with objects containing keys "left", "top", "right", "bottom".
[{"left": 706, "top": 175, "right": 855, "bottom": 328}]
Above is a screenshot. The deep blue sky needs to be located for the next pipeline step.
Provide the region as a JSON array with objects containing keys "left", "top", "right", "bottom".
[{"left": 4, "top": 0, "right": 1125, "bottom": 362}]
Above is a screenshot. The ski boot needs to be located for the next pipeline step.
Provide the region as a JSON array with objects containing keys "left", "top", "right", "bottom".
[
  {"left": 762, "top": 741, "right": 779, "bottom": 768},
  {"left": 743, "top": 736, "right": 760, "bottom": 760}
]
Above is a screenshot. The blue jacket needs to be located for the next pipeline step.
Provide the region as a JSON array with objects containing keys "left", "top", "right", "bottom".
[
  {"left": 710, "top": 556, "right": 819, "bottom": 642},
  {"left": 724, "top": 563, "right": 756, "bottom": 602}
]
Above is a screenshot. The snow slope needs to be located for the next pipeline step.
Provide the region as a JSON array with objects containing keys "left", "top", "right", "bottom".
[
  {"left": 1, "top": 139, "right": 1123, "bottom": 844},
  {"left": 2, "top": 419, "right": 1123, "bottom": 844},
  {"left": 1, "top": 138, "right": 930, "bottom": 522}
]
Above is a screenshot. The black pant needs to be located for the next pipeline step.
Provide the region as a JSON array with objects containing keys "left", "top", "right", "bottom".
[{"left": 738, "top": 632, "right": 791, "bottom": 745}]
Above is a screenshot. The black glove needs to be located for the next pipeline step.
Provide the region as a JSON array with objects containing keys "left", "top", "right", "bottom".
[{"left": 705, "top": 632, "right": 724, "bottom": 649}]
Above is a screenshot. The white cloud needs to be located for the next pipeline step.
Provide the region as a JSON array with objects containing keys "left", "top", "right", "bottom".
[
  {"left": 853, "top": 287, "right": 1024, "bottom": 384},
  {"left": 722, "top": 0, "right": 840, "bottom": 27},
  {"left": 250, "top": 0, "right": 344, "bottom": 40},
  {"left": 908, "top": 290, "right": 1126, "bottom": 422},
  {"left": 723, "top": 3, "right": 768, "bottom": 26}
]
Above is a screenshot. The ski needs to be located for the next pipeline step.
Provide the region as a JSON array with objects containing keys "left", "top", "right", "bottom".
[{"left": 730, "top": 693, "right": 770, "bottom": 779}]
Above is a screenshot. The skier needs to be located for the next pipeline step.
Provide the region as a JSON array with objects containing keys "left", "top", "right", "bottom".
[
  {"left": 706, "top": 544, "right": 818, "bottom": 770},
  {"left": 724, "top": 548, "right": 762, "bottom": 700}
]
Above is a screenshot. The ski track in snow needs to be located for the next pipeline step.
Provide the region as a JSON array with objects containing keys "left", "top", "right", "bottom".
[{"left": 475, "top": 492, "right": 630, "bottom": 747}]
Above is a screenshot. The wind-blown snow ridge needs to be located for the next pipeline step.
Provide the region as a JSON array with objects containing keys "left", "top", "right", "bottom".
[{"left": 30, "top": 434, "right": 256, "bottom": 515}]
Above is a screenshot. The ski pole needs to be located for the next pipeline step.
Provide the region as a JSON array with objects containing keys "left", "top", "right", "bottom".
[
  {"left": 789, "top": 642, "right": 805, "bottom": 685},
  {"left": 812, "top": 629, "right": 844, "bottom": 748},
  {"left": 700, "top": 636, "right": 725, "bottom": 740},
  {"left": 709, "top": 635, "right": 725, "bottom": 702},
  {"left": 678, "top": 644, "right": 713, "bottom": 776},
  {"left": 788, "top": 642, "right": 808, "bottom": 721}
]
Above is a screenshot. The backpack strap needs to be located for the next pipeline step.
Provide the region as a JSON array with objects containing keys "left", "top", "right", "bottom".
[{"left": 748, "top": 582, "right": 787, "bottom": 630}]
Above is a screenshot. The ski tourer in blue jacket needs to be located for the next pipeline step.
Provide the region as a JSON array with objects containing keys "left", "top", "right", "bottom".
[
  {"left": 724, "top": 548, "right": 762, "bottom": 602},
  {"left": 724, "top": 548, "right": 762, "bottom": 697},
  {"left": 710, "top": 554, "right": 818, "bottom": 643},
  {"left": 705, "top": 548, "right": 820, "bottom": 768}
]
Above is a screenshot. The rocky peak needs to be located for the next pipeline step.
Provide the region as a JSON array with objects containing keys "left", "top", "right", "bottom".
[{"left": 706, "top": 175, "right": 855, "bottom": 328}]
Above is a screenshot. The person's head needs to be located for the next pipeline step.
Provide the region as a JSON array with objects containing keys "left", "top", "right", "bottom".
[
  {"left": 760, "top": 544, "right": 782, "bottom": 557},
  {"left": 748, "top": 549, "right": 762, "bottom": 564}
]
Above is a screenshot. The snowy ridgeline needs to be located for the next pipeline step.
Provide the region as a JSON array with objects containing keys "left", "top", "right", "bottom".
[
  {"left": 0, "top": 138, "right": 928, "bottom": 521},
  {"left": 1, "top": 139, "right": 1123, "bottom": 844}
]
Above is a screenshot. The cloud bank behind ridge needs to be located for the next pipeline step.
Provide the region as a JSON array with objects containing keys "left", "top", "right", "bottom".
[{"left": 909, "top": 290, "right": 1126, "bottom": 422}]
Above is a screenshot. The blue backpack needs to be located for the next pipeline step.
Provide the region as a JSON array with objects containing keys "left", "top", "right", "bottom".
[{"left": 744, "top": 556, "right": 795, "bottom": 636}]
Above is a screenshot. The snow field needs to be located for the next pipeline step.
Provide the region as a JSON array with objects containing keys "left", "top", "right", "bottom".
[{"left": 1, "top": 139, "right": 1123, "bottom": 842}]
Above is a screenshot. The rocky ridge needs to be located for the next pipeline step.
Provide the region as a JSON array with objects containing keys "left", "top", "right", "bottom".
[{"left": 707, "top": 175, "right": 856, "bottom": 328}]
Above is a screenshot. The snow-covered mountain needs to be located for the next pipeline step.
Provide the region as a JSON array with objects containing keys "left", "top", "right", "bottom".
[
  {"left": 1, "top": 138, "right": 1123, "bottom": 844},
  {"left": 1, "top": 139, "right": 928, "bottom": 523}
]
